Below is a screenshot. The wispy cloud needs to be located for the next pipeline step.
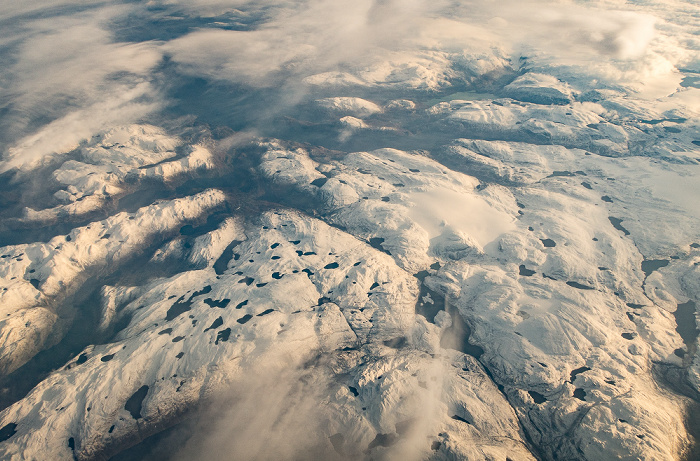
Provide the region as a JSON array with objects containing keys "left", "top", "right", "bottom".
[
  {"left": 2, "top": 0, "right": 696, "bottom": 171},
  {"left": 161, "top": 0, "right": 490, "bottom": 88},
  {"left": 170, "top": 360, "right": 344, "bottom": 461},
  {"left": 0, "top": 4, "right": 163, "bottom": 171},
  {"left": 2, "top": 84, "right": 160, "bottom": 172},
  {"left": 0, "top": 0, "right": 105, "bottom": 20},
  {"left": 161, "top": 0, "right": 686, "bottom": 91}
]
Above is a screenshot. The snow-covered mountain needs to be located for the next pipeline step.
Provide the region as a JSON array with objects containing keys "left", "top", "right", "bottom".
[{"left": 0, "top": 1, "right": 699, "bottom": 460}]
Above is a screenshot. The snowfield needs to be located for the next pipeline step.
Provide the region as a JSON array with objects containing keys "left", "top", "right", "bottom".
[{"left": 0, "top": 0, "right": 699, "bottom": 459}]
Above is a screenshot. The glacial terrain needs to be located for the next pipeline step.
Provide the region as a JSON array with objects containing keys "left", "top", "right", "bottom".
[{"left": 0, "top": 1, "right": 699, "bottom": 460}]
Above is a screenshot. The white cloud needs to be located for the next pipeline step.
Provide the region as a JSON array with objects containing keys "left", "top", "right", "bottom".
[
  {"left": 0, "top": 0, "right": 105, "bottom": 20},
  {"left": 161, "top": 0, "right": 498, "bottom": 87},
  {"left": 160, "top": 0, "right": 692, "bottom": 95},
  {"left": 1, "top": 83, "right": 160, "bottom": 172},
  {"left": 1, "top": 0, "right": 697, "bottom": 170},
  {"left": 0, "top": 5, "right": 164, "bottom": 171},
  {"left": 170, "top": 361, "right": 343, "bottom": 461}
]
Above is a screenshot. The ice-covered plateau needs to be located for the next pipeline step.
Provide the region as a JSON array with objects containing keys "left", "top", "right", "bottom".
[{"left": 0, "top": 56, "right": 699, "bottom": 461}]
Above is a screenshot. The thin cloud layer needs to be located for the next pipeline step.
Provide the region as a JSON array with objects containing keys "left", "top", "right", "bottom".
[
  {"left": 2, "top": 0, "right": 697, "bottom": 171},
  {"left": 161, "top": 0, "right": 687, "bottom": 90},
  {"left": 162, "top": 0, "right": 449, "bottom": 87},
  {"left": 2, "top": 84, "right": 160, "bottom": 173},
  {"left": 0, "top": 5, "right": 163, "bottom": 171}
]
